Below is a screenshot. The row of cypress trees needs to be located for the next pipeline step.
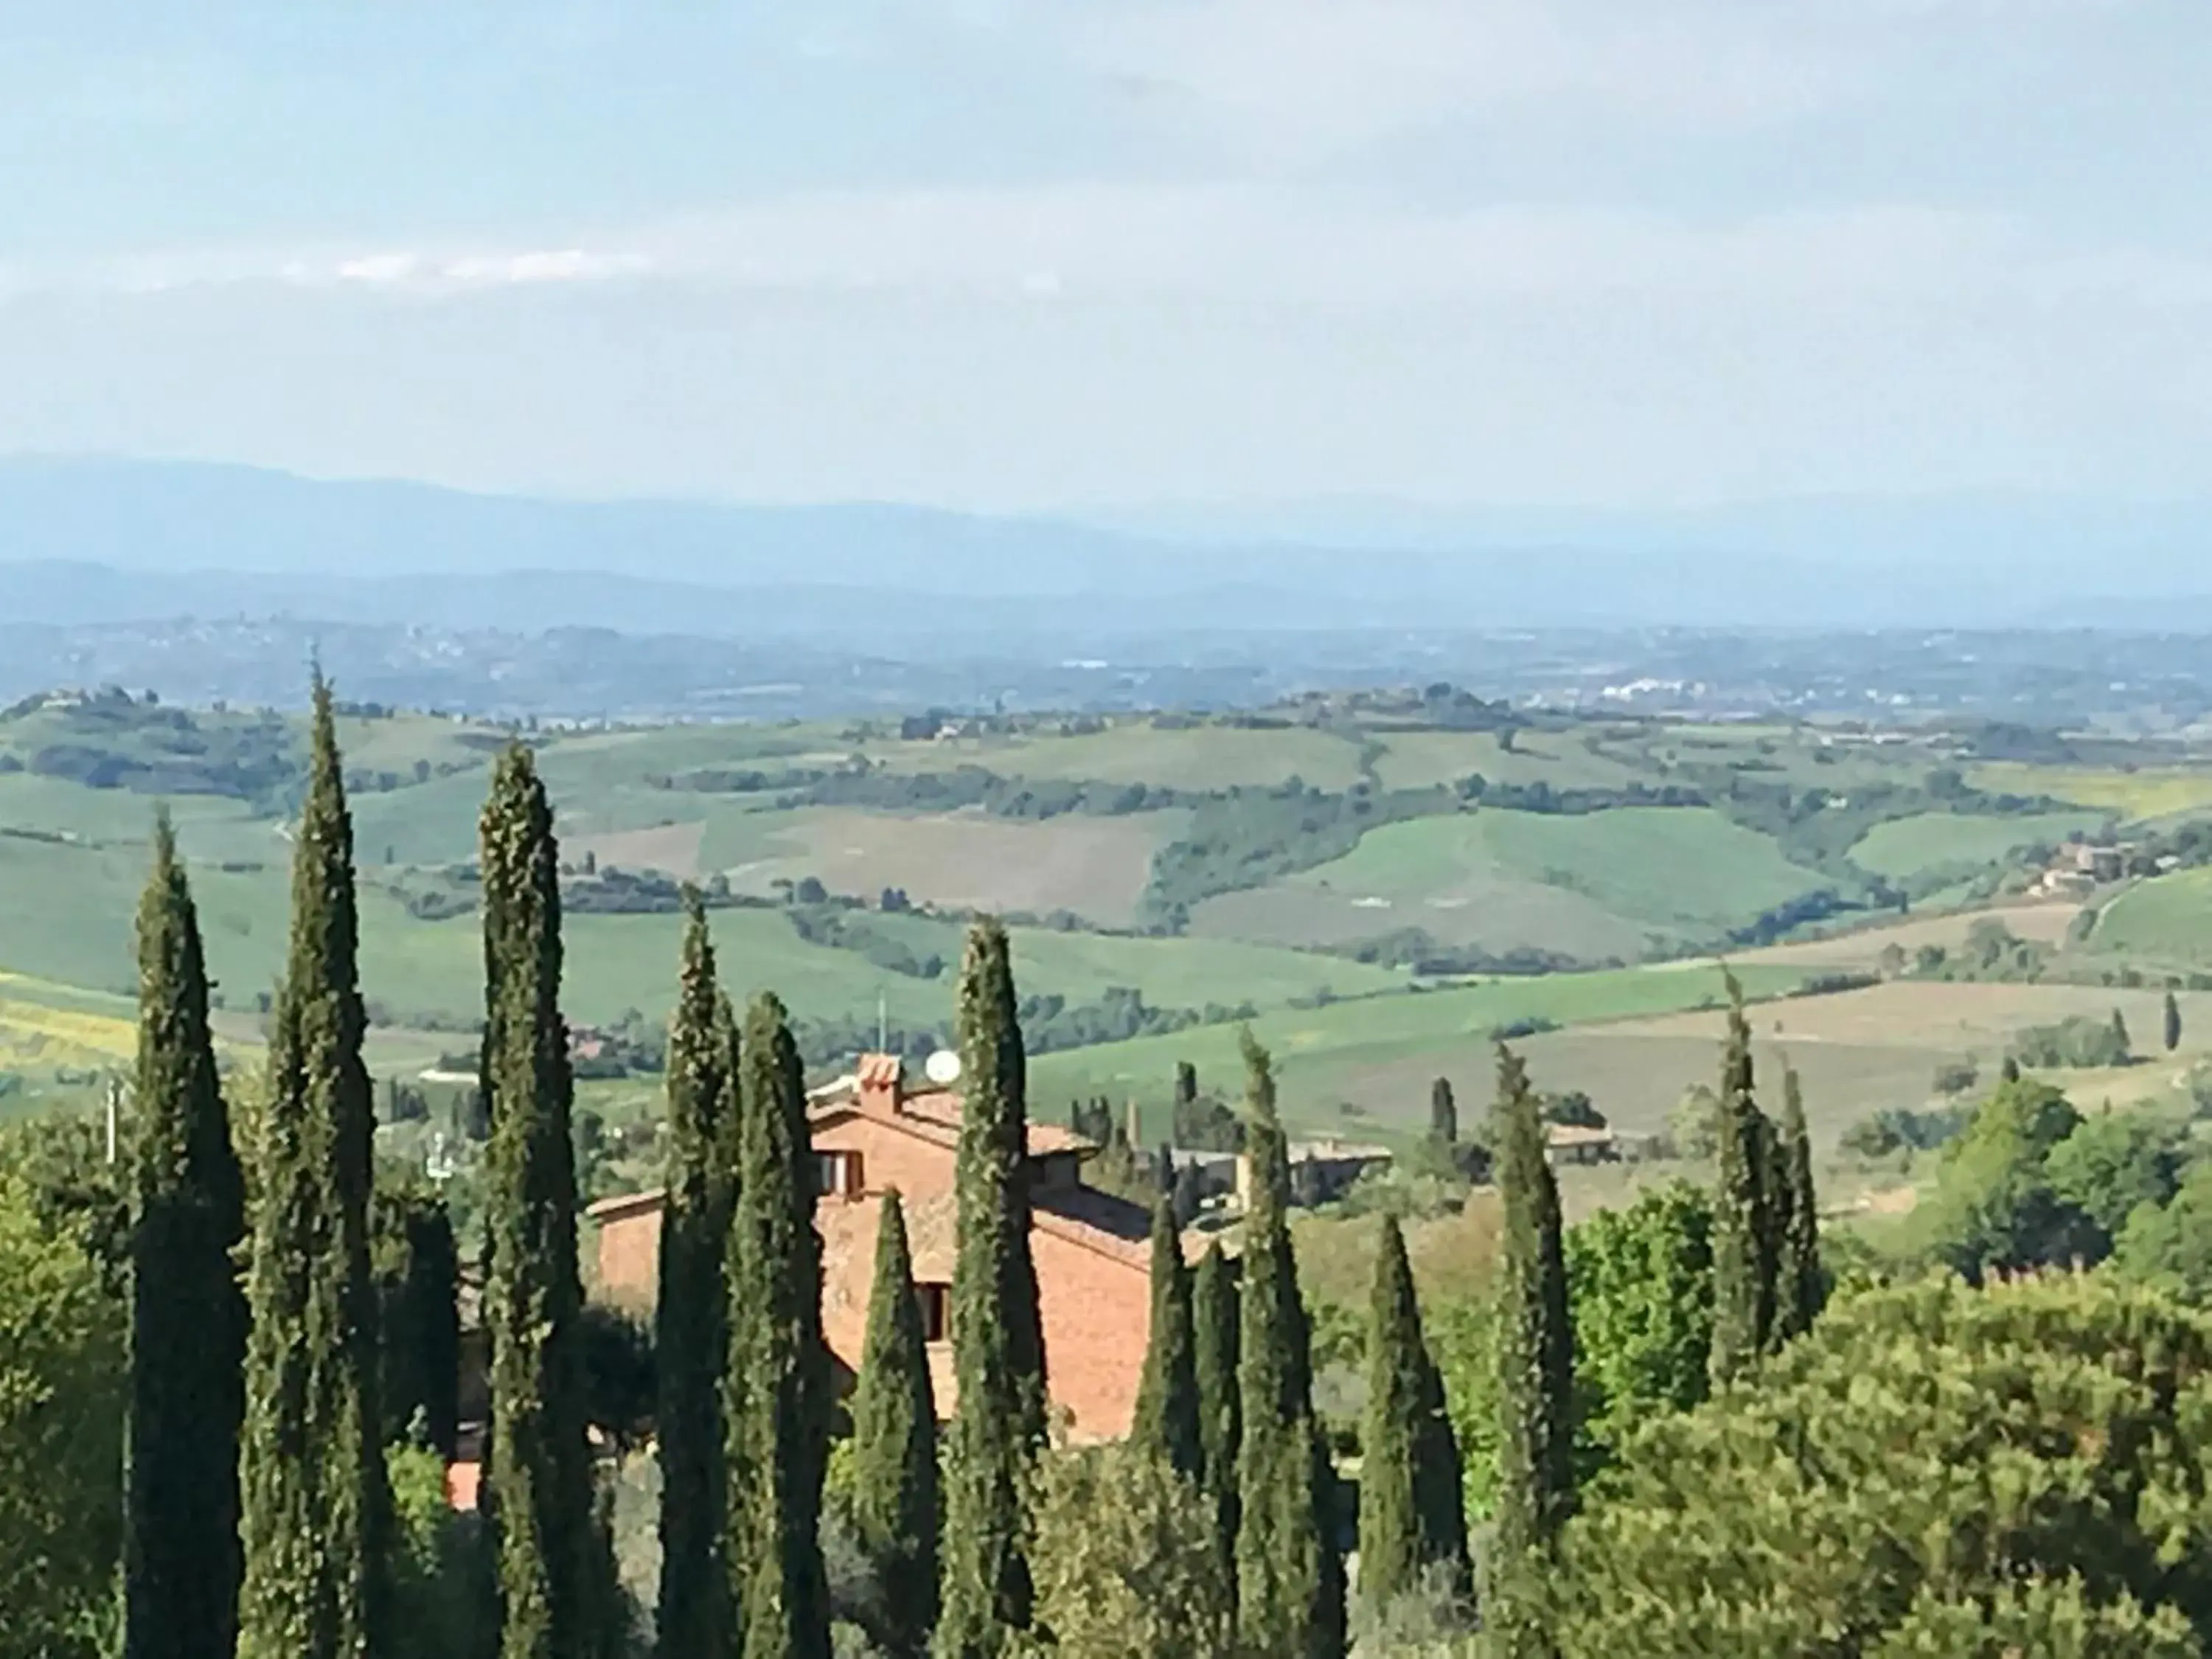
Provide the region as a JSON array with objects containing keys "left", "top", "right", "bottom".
[
  {"left": 1709, "top": 973, "right": 1826, "bottom": 1386},
  {"left": 124, "top": 681, "right": 396, "bottom": 1659},
  {"left": 647, "top": 907, "right": 1046, "bottom": 1659},
  {"left": 1484, "top": 974, "right": 1830, "bottom": 1652},
  {"left": 121, "top": 686, "right": 840, "bottom": 1659}
]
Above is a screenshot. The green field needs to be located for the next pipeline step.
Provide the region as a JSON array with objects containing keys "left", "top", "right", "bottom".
[
  {"left": 1190, "top": 813, "right": 1647, "bottom": 957},
  {"left": 1971, "top": 763, "right": 2212, "bottom": 822},
  {"left": 15, "top": 689, "right": 2212, "bottom": 1144},
  {"left": 1029, "top": 960, "right": 1815, "bottom": 1135},
  {"left": 1848, "top": 810, "right": 2106, "bottom": 880},
  {"left": 1367, "top": 730, "right": 1647, "bottom": 792},
  {"left": 1194, "top": 807, "right": 1825, "bottom": 957},
  {"left": 0, "top": 821, "right": 1406, "bottom": 1039},
  {"left": 2090, "top": 867, "right": 2212, "bottom": 966}
]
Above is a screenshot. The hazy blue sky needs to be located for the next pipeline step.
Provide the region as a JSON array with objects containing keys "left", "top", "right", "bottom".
[{"left": 2, "top": 1, "right": 2206, "bottom": 509}]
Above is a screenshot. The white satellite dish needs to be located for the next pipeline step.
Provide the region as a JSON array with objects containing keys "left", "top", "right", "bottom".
[{"left": 924, "top": 1049, "right": 963, "bottom": 1088}]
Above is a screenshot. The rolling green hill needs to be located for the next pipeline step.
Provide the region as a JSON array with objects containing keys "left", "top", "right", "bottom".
[
  {"left": 1848, "top": 810, "right": 2107, "bottom": 880},
  {"left": 1029, "top": 960, "right": 1817, "bottom": 1135},
  {"left": 11, "top": 683, "right": 2211, "bottom": 1132},
  {"left": 2090, "top": 868, "right": 2212, "bottom": 967},
  {"left": 1191, "top": 806, "right": 1828, "bottom": 959}
]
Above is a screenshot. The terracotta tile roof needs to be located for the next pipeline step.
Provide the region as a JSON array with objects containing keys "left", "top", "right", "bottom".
[
  {"left": 1033, "top": 1184, "right": 1152, "bottom": 1271},
  {"left": 585, "top": 1189, "right": 667, "bottom": 1222},
  {"left": 824, "top": 1077, "right": 1095, "bottom": 1161}
]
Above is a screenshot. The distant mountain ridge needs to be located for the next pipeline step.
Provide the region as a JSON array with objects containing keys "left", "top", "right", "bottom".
[{"left": 4, "top": 456, "right": 2211, "bottom": 633}]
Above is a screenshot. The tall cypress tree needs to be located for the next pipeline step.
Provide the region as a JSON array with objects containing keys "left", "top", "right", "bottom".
[
  {"left": 1773, "top": 1066, "right": 1825, "bottom": 1344},
  {"left": 237, "top": 678, "right": 393, "bottom": 1659},
  {"left": 1490, "top": 1044, "right": 1573, "bottom": 1657},
  {"left": 728, "top": 993, "right": 830, "bottom": 1659},
  {"left": 1707, "top": 973, "right": 1775, "bottom": 1388},
  {"left": 849, "top": 1192, "right": 940, "bottom": 1659},
  {"left": 1234, "top": 1030, "right": 1345, "bottom": 1659},
  {"left": 2166, "top": 990, "right": 2185, "bottom": 1054},
  {"left": 479, "top": 742, "right": 605, "bottom": 1659},
  {"left": 1131, "top": 1196, "right": 1202, "bottom": 1479},
  {"left": 1358, "top": 1215, "right": 1468, "bottom": 1615},
  {"left": 1428, "top": 1077, "right": 1457, "bottom": 1150},
  {"left": 935, "top": 922, "right": 1048, "bottom": 1659},
  {"left": 1192, "top": 1242, "right": 1242, "bottom": 1607},
  {"left": 657, "top": 896, "right": 738, "bottom": 1659},
  {"left": 372, "top": 1176, "right": 462, "bottom": 1458},
  {"left": 125, "top": 813, "right": 248, "bottom": 1659}
]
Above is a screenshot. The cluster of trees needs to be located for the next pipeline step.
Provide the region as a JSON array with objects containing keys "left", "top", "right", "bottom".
[
  {"left": 796, "top": 766, "right": 1185, "bottom": 822},
  {"left": 1450, "top": 776, "right": 1707, "bottom": 814},
  {"left": 2010, "top": 1009, "right": 2136, "bottom": 1069}
]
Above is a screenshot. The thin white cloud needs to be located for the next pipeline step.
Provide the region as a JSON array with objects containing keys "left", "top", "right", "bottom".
[
  {"left": 0, "top": 243, "right": 655, "bottom": 300},
  {"left": 5, "top": 189, "right": 2206, "bottom": 314}
]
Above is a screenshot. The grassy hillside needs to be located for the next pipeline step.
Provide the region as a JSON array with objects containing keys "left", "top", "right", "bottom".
[
  {"left": 2091, "top": 868, "right": 2212, "bottom": 967},
  {"left": 14, "top": 684, "right": 2212, "bottom": 1138},
  {"left": 1029, "top": 960, "right": 1816, "bottom": 1135},
  {"left": 1970, "top": 763, "right": 2212, "bottom": 821},
  {"left": 1194, "top": 807, "right": 1827, "bottom": 959},
  {"left": 1848, "top": 809, "right": 2107, "bottom": 880}
]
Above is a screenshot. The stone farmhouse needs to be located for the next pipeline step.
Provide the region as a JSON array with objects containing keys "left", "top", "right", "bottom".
[{"left": 588, "top": 1053, "right": 1158, "bottom": 1441}]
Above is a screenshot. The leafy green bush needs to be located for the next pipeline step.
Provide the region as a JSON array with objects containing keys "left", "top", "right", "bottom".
[
  {"left": 1545, "top": 1276, "right": 2212, "bottom": 1657},
  {"left": 0, "top": 1173, "right": 123, "bottom": 1659},
  {"left": 1028, "top": 1446, "right": 1232, "bottom": 1659}
]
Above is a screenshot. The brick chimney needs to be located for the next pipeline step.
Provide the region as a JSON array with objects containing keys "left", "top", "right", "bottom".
[{"left": 856, "top": 1053, "right": 904, "bottom": 1116}]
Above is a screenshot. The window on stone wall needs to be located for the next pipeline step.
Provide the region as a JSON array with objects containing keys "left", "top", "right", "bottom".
[
  {"left": 813, "top": 1150, "right": 865, "bottom": 1199},
  {"left": 917, "top": 1281, "right": 950, "bottom": 1343}
]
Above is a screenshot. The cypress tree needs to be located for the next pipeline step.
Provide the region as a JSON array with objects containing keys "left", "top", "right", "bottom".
[
  {"left": 372, "top": 1177, "right": 462, "bottom": 1458},
  {"left": 237, "top": 678, "right": 393, "bottom": 1659},
  {"left": 478, "top": 742, "right": 606, "bottom": 1659},
  {"left": 1358, "top": 1215, "right": 1468, "bottom": 1615},
  {"left": 1428, "top": 1077, "right": 1457, "bottom": 1150},
  {"left": 1773, "top": 1067, "right": 1825, "bottom": 1344},
  {"left": 2166, "top": 990, "right": 2184, "bottom": 1054},
  {"left": 1174, "top": 1060, "right": 1200, "bottom": 1138},
  {"left": 1234, "top": 1030, "right": 1345, "bottom": 1659},
  {"left": 2111, "top": 1006, "right": 2132, "bottom": 1059},
  {"left": 1708, "top": 973, "right": 1776, "bottom": 1388},
  {"left": 657, "top": 896, "right": 738, "bottom": 1659},
  {"left": 727, "top": 993, "right": 830, "bottom": 1659},
  {"left": 2001, "top": 1055, "right": 2022, "bottom": 1085},
  {"left": 935, "top": 922, "right": 1048, "bottom": 1659},
  {"left": 849, "top": 1192, "right": 940, "bottom": 1658},
  {"left": 1490, "top": 1043, "right": 1573, "bottom": 1657},
  {"left": 1192, "top": 1242, "right": 1242, "bottom": 1604},
  {"left": 1131, "top": 1196, "right": 1202, "bottom": 1479},
  {"left": 125, "top": 813, "right": 248, "bottom": 1659}
]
